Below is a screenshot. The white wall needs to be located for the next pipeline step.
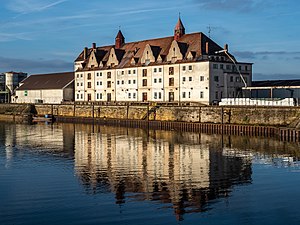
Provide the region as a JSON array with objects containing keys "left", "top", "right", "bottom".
[{"left": 15, "top": 89, "right": 64, "bottom": 104}]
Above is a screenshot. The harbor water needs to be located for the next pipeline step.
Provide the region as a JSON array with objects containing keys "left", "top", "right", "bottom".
[{"left": 0, "top": 122, "right": 300, "bottom": 225}]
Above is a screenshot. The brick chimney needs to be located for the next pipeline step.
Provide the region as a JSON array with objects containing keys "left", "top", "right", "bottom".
[{"left": 83, "top": 47, "right": 88, "bottom": 60}]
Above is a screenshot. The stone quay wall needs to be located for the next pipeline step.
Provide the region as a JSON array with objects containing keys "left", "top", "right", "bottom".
[{"left": 31, "top": 103, "right": 300, "bottom": 128}]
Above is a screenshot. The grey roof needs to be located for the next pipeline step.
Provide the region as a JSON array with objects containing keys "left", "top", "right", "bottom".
[
  {"left": 252, "top": 79, "right": 300, "bottom": 87},
  {"left": 17, "top": 72, "right": 74, "bottom": 90}
]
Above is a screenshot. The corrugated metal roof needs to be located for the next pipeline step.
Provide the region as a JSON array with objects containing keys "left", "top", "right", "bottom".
[
  {"left": 252, "top": 80, "right": 300, "bottom": 87},
  {"left": 17, "top": 72, "right": 74, "bottom": 90}
]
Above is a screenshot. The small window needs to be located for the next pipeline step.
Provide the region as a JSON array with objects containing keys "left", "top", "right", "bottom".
[
  {"left": 169, "top": 67, "right": 174, "bottom": 75},
  {"left": 188, "top": 65, "right": 192, "bottom": 71},
  {"left": 159, "top": 78, "right": 162, "bottom": 83},
  {"left": 121, "top": 71, "right": 124, "bottom": 75},
  {"left": 154, "top": 92, "right": 157, "bottom": 99},
  {"left": 215, "top": 91, "right": 218, "bottom": 99},
  {"left": 128, "top": 70, "right": 131, "bottom": 74},
  {"left": 200, "top": 76, "right": 204, "bottom": 81},
  {"left": 77, "top": 94, "right": 79, "bottom": 99},
  {"left": 81, "top": 83, "right": 83, "bottom": 86},
  {"left": 154, "top": 78, "right": 157, "bottom": 83},
  {"left": 189, "top": 77, "right": 192, "bottom": 81},
  {"left": 169, "top": 77, "right": 174, "bottom": 86},
  {"left": 182, "top": 66, "right": 186, "bottom": 71},
  {"left": 133, "top": 70, "right": 136, "bottom": 74},
  {"left": 133, "top": 80, "right": 136, "bottom": 84},
  {"left": 182, "top": 77, "right": 186, "bottom": 82},
  {"left": 245, "top": 66, "right": 248, "bottom": 71},
  {"left": 213, "top": 64, "right": 218, "bottom": 69},
  {"left": 154, "top": 68, "right": 157, "bottom": 73},
  {"left": 81, "top": 94, "right": 83, "bottom": 99},
  {"left": 158, "top": 92, "right": 162, "bottom": 99},
  {"left": 122, "top": 80, "right": 124, "bottom": 84},
  {"left": 133, "top": 93, "right": 136, "bottom": 99},
  {"left": 77, "top": 74, "right": 79, "bottom": 78},
  {"left": 188, "top": 92, "right": 191, "bottom": 98},
  {"left": 107, "top": 81, "right": 111, "bottom": 88},
  {"left": 87, "top": 73, "right": 92, "bottom": 80},
  {"left": 214, "top": 76, "right": 219, "bottom": 82},
  {"left": 143, "top": 69, "right": 147, "bottom": 77},
  {"left": 87, "top": 82, "right": 91, "bottom": 88},
  {"left": 117, "top": 80, "right": 120, "bottom": 85},
  {"left": 96, "top": 81, "right": 99, "bottom": 86},
  {"left": 143, "top": 79, "right": 147, "bottom": 86},
  {"left": 226, "top": 65, "right": 231, "bottom": 70},
  {"left": 107, "top": 72, "right": 111, "bottom": 79},
  {"left": 158, "top": 68, "right": 162, "bottom": 72},
  {"left": 128, "top": 93, "right": 131, "bottom": 99},
  {"left": 182, "top": 92, "right": 186, "bottom": 98},
  {"left": 230, "top": 76, "right": 233, "bottom": 82},
  {"left": 100, "top": 72, "right": 102, "bottom": 76},
  {"left": 220, "top": 64, "right": 224, "bottom": 69},
  {"left": 128, "top": 80, "right": 131, "bottom": 84},
  {"left": 77, "top": 83, "right": 79, "bottom": 86}
]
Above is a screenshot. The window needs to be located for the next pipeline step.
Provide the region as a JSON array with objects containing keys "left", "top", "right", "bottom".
[
  {"left": 245, "top": 66, "right": 248, "bottom": 71},
  {"left": 169, "top": 67, "right": 174, "bottom": 75},
  {"left": 154, "top": 78, "right": 157, "bottom": 83},
  {"left": 96, "top": 72, "right": 99, "bottom": 77},
  {"left": 80, "top": 74, "right": 83, "bottom": 78},
  {"left": 154, "top": 92, "right": 157, "bottom": 99},
  {"left": 87, "top": 82, "right": 91, "bottom": 88},
  {"left": 77, "top": 74, "right": 79, "bottom": 78},
  {"left": 158, "top": 92, "right": 162, "bottom": 99},
  {"left": 133, "top": 93, "right": 136, "bottom": 99},
  {"left": 159, "top": 68, "right": 162, "bottom": 72},
  {"left": 133, "top": 70, "right": 136, "bottom": 74},
  {"left": 96, "top": 81, "right": 99, "bottom": 86},
  {"left": 154, "top": 68, "right": 157, "bottom": 73},
  {"left": 77, "top": 83, "right": 79, "bottom": 86},
  {"left": 230, "top": 76, "right": 234, "bottom": 82},
  {"left": 215, "top": 91, "right": 218, "bottom": 99},
  {"left": 189, "top": 77, "right": 192, "bottom": 81},
  {"left": 159, "top": 78, "right": 162, "bottom": 83},
  {"left": 128, "top": 70, "right": 131, "bottom": 74},
  {"left": 133, "top": 80, "right": 136, "bottom": 84},
  {"left": 81, "top": 94, "right": 83, "bottom": 99},
  {"left": 226, "top": 65, "right": 231, "bottom": 70},
  {"left": 200, "top": 91, "right": 204, "bottom": 98},
  {"left": 100, "top": 93, "right": 102, "bottom": 99},
  {"left": 100, "top": 72, "right": 102, "bottom": 76},
  {"left": 213, "top": 64, "right": 218, "bottom": 69},
  {"left": 87, "top": 73, "right": 91, "bottom": 80},
  {"left": 117, "top": 80, "right": 120, "bottom": 85},
  {"left": 169, "top": 77, "right": 174, "bottom": 86},
  {"left": 121, "top": 71, "right": 124, "bottom": 75},
  {"left": 188, "top": 92, "right": 191, "bottom": 98},
  {"left": 220, "top": 64, "right": 224, "bottom": 69},
  {"left": 81, "top": 83, "right": 83, "bottom": 86},
  {"left": 107, "top": 72, "right": 111, "bottom": 79},
  {"left": 189, "top": 65, "right": 192, "bottom": 71},
  {"left": 107, "top": 81, "right": 111, "bottom": 88},
  {"left": 182, "top": 66, "right": 186, "bottom": 71},
  {"left": 143, "top": 79, "right": 147, "bottom": 86},
  {"left": 128, "top": 80, "right": 131, "bottom": 84},
  {"left": 239, "top": 66, "right": 242, "bottom": 71},
  {"left": 128, "top": 93, "right": 131, "bottom": 99},
  {"left": 77, "top": 94, "right": 79, "bottom": 99},
  {"left": 200, "top": 76, "right": 204, "bottom": 81},
  {"left": 143, "top": 69, "right": 147, "bottom": 77},
  {"left": 214, "top": 76, "right": 219, "bottom": 82},
  {"left": 182, "top": 77, "right": 186, "bottom": 82},
  {"left": 122, "top": 80, "right": 124, "bottom": 85},
  {"left": 182, "top": 92, "right": 186, "bottom": 98}
]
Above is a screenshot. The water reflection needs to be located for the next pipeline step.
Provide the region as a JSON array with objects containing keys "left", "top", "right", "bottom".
[{"left": 1, "top": 123, "right": 300, "bottom": 221}]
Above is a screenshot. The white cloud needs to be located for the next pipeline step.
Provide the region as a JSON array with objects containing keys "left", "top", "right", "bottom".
[{"left": 6, "top": 0, "right": 68, "bottom": 14}]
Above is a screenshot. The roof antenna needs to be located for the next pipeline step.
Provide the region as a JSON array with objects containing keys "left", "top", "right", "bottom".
[{"left": 207, "top": 24, "right": 212, "bottom": 38}]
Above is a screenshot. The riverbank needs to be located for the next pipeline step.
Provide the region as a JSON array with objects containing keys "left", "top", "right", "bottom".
[{"left": 0, "top": 103, "right": 299, "bottom": 140}]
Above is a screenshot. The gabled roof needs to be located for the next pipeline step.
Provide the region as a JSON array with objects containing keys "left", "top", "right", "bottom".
[
  {"left": 75, "top": 32, "right": 227, "bottom": 70},
  {"left": 16, "top": 72, "right": 74, "bottom": 91}
]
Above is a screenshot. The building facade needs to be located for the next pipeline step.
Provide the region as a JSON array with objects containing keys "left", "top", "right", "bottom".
[
  {"left": 0, "top": 71, "right": 27, "bottom": 103},
  {"left": 74, "top": 18, "right": 252, "bottom": 105},
  {"left": 14, "top": 72, "right": 74, "bottom": 104}
]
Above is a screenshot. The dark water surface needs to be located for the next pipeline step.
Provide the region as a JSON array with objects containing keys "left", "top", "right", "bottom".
[{"left": 0, "top": 122, "right": 300, "bottom": 225}]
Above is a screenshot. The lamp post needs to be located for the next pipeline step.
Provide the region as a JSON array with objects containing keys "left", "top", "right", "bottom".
[{"left": 215, "top": 49, "right": 247, "bottom": 88}]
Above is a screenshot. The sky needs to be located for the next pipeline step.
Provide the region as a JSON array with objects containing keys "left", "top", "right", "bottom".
[{"left": 0, "top": 0, "right": 299, "bottom": 81}]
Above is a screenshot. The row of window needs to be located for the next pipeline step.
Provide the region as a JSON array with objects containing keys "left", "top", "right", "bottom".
[
  {"left": 77, "top": 91, "right": 205, "bottom": 100},
  {"left": 213, "top": 64, "right": 249, "bottom": 71}
]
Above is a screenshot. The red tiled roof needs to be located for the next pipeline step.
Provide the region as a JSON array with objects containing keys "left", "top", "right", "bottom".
[
  {"left": 16, "top": 72, "right": 74, "bottom": 90},
  {"left": 75, "top": 32, "right": 225, "bottom": 70}
]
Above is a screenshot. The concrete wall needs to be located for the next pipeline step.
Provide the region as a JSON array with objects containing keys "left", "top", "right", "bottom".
[{"left": 32, "top": 104, "right": 300, "bottom": 127}]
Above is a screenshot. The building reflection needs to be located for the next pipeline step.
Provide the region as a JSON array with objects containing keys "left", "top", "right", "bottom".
[{"left": 74, "top": 125, "right": 252, "bottom": 220}]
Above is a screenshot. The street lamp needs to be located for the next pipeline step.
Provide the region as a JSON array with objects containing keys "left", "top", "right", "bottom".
[{"left": 215, "top": 49, "right": 247, "bottom": 88}]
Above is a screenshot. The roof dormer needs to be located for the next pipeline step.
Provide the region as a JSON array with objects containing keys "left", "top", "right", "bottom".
[
  {"left": 141, "top": 44, "right": 156, "bottom": 65},
  {"left": 167, "top": 40, "right": 183, "bottom": 62}
]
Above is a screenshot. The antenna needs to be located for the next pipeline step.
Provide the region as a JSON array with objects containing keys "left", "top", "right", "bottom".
[{"left": 207, "top": 25, "right": 212, "bottom": 38}]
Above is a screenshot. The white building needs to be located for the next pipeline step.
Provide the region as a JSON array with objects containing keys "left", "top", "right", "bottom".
[
  {"left": 14, "top": 72, "right": 74, "bottom": 104},
  {"left": 74, "top": 18, "right": 252, "bottom": 105}
]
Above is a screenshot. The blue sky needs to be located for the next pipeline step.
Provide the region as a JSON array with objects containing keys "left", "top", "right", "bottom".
[{"left": 0, "top": 0, "right": 299, "bottom": 80}]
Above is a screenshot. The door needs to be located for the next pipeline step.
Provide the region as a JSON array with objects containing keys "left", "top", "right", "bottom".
[
  {"left": 142, "top": 92, "right": 147, "bottom": 102},
  {"left": 87, "top": 93, "right": 91, "bottom": 101},
  {"left": 169, "top": 92, "right": 174, "bottom": 102},
  {"left": 107, "top": 93, "right": 112, "bottom": 102}
]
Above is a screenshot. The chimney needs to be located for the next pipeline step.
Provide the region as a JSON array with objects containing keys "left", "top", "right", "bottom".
[
  {"left": 92, "top": 43, "right": 96, "bottom": 49},
  {"left": 205, "top": 42, "right": 209, "bottom": 55},
  {"left": 224, "top": 44, "right": 228, "bottom": 51},
  {"left": 83, "top": 47, "right": 88, "bottom": 60}
]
